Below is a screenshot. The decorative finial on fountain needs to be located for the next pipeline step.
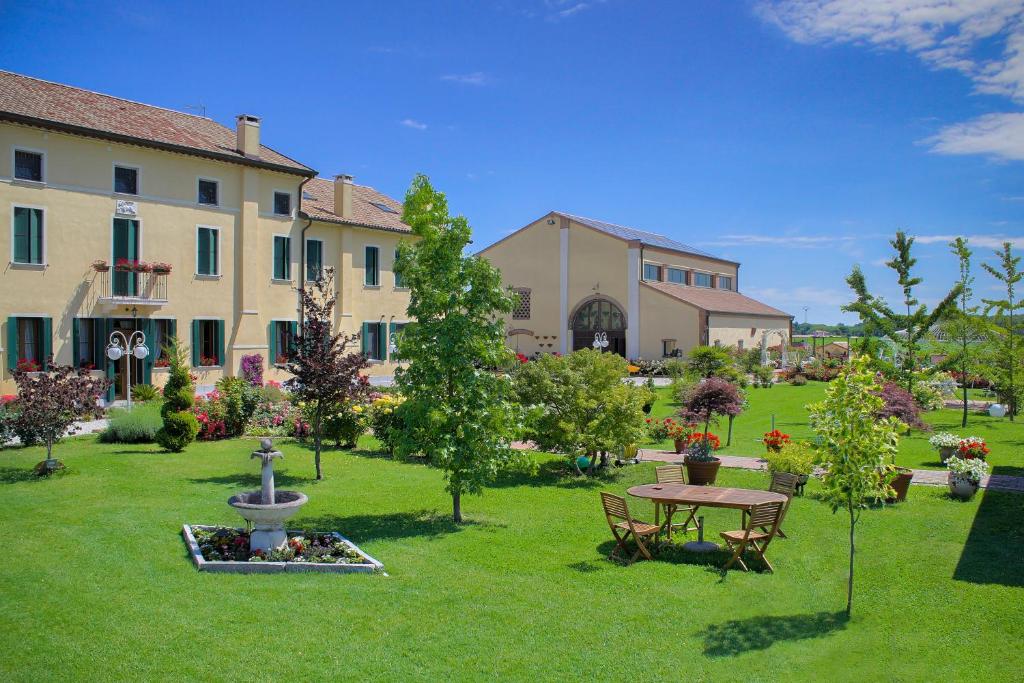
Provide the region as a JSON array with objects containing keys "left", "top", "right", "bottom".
[{"left": 251, "top": 438, "right": 284, "bottom": 505}]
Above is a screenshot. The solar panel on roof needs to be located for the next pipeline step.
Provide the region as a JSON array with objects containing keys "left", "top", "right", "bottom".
[
  {"left": 371, "top": 201, "right": 399, "bottom": 214},
  {"left": 562, "top": 213, "right": 718, "bottom": 259}
]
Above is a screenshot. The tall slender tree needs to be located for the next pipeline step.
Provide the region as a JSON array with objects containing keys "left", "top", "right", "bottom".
[
  {"left": 940, "top": 238, "right": 986, "bottom": 427},
  {"left": 981, "top": 243, "right": 1023, "bottom": 421},
  {"left": 394, "top": 174, "right": 523, "bottom": 523},
  {"left": 844, "top": 231, "right": 961, "bottom": 396}
]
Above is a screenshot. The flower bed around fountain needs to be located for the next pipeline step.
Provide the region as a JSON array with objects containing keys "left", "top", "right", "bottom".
[{"left": 182, "top": 525, "right": 385, "bottom": 574}]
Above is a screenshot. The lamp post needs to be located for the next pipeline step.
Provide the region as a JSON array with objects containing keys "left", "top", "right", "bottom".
[
  {"left": 106, "top": 329, "right": 149, "bottom": 409},
  {"left": 592, "top": 331, "right": 609, "bottom": 351}
]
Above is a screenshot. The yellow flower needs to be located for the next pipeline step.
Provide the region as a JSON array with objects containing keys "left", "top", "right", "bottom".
[{"left": 352, "top": 405, "right": 364, "bottom": 413}]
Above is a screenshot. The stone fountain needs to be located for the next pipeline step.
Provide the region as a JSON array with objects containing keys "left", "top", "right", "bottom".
[{"left": 228, "top": 438, "right": 308, "bottom": 553}]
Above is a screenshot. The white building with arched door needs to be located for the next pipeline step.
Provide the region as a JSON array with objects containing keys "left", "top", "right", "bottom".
[{"left": 480, "top": 212, "right": 792, "bottom": 360}]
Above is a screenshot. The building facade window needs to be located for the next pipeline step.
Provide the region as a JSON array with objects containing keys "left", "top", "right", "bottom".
[
  {"left": 192, "top": 319, "right": 224, "bottom": 367},
  {"left": 362, "top": 321, "right": 386, "bottom": 361},
  {"left": 114, "top": 165, "right": 139, "bottom": 195},
  {"left": 693, "top": 272, "right": 712, "bottom": 288},
  {"left": 273, "top": 235, "right": 291, "bottom": 280},
  {"left": 662, "top": 339, "right": 677, "bottom": 357},
  {"left": 273, "top": 191, "right": 291, "bottom": 216},
  {"left": 269, "top": 320, "right": 297, "bottom": 365},
  {"left": 737, "top": 339, "right": 744, "bottom": 350},
  {"left": 153, "top": 319, "right": 176, "bottom": 364},
  {"left": 666, "top": 267, "right": 685, "bottom": 284},
  {"left": 642, "top": 263, "right": 662, "bottom": 281},
  {"left": 393, "top": 248, "right": 405, "bottom": 288},
  {"left": 512, "top": 288, "right": 531, "bottom": 319},
  {"left": 197, "top": 178, "right": 219, "bottom": 206},
  {"left": 16, "top": 317, "right": 44, "bottom": 367},
  {"left": 12, "top": 206, "right": 44, "bottom": 265},
  {"left": 365, "top": 246, "right": 380, "bottom": 286},
  {"left": 14, "top": 149, "right": 43, "bottom": 182},
  {"left": 389, "top": 321, "right": 407, "bottom": 361},
  {"left": 76, "top": 318, "right": 96, "bottom": 369},
  {"left": 196, "top": 227, "right": 219, "bottom": 276},
  {"left": 306, "top": 239, "right": 323, "bottom": 281},
  {"left": 718, "top": 275, "right": 733, "bottom": 290}
]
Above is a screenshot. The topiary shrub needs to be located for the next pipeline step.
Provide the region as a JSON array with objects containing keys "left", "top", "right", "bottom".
[{"left": 155, "top": 338, "right": 199, "bottom": 452}]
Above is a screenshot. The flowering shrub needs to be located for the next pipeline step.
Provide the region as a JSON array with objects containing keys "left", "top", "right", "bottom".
[
  {"left": 240, "top": 354, "right": 264, "bottom": 387},
  {"left": 115, "top": 258, "right": 152, "bottom": 273},
  {"left": 515, "top": 353, "right": 529, "bottom": 364},
  {"left": 317, "top": 400, "right": 368, "bottom": 448},
  {"left": 876, "top": 382, "right": 927, "bottom": 430},
  {"left": 368, "top": 393, "right": 405, "bottom": 454},
  {"left": 948, "top": 455, "right": 989, "bottom": 482},
  {"left": 192, "top": 527, "right": 367, "bottom": 565},
  {"left": 685, "top": 431, "right": 721, "bottom": 461},
  {"left": 16, "top": 358, "right": 42, "bottom": 373},
  {"left": 763, "top": 429, "right": 791, "bottom": 452},
  {"left": 912, "top": 381, "right": 944, "bottom": 411},
  {"left": 928, "top": 432, "right": 960, "bottom": 450},
  {"left": 957, "top": 437, "right": 989, "bottom": 460},
  {"left": 950, "top": 371, "right": 991, "bottom": 389},
  {"left": 645, "top": 417, "right": 689, "bottom": 442},
  {"left": 193, "top": 391, "right": 228, "bottom": 440}
]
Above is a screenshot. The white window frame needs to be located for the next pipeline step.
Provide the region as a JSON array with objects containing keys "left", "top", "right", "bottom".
[
  {"left": 272, "top": 189, "right": 293, "bottom": 218},
  {"left": 271, "top": 233, "right": 292, "bottom": 282},
  {"left": 112, "top": 162, "right": 141, "bottom": 196},
  {"left": 364, "top": 243, "right": 381, "bottom": 288},
  {"left": 195, "top": 224, "right": 221, "bottom": 278},
  {"left": 196, "top": 176, "right": 220, "bottom": 207},
  {"left": 10, "top": 203, "right": 47, "bottom": 267},
  {"left": 305, "top": 237, "right": 324, "bottom": 280},
  {"left": 12, "top": 146, "right": 46, "bottom": 184}
]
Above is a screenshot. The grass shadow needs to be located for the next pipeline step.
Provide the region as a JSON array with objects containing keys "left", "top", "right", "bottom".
[
  {"left": 953, "top": 466, "right": 1024, "bottom": 587},
  {"left": 0, "top": 466, "right": 42, "bottom": 484},
  {"left": 701, "top": 610, "right": 849, "bottom": 657},
  {"left": 296, "top": 509, "right": 491, "bottom": 544},
  {"left": 188, "top": 472, "right": 318, "bottom": 488},
  {"left": 491, "top": 457, "right": 620, "bottom": 490},
  {"left": 567, "top": 560, "right": 604, "bottom": 573},
  {"left": 594, "top": 540, "right": 733, "bottom": 574}
]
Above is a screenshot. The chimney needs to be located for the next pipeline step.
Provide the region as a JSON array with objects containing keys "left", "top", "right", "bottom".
[
  {"left": 235, "top": 114, "right": 261, "bottom": 157},
  {"left": 334, "top": 174, "right": 354, "bottom": 220}
]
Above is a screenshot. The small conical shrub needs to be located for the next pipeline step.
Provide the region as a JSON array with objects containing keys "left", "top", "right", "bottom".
[{"left": 155, "top": 338, "right": 199, "bottom": 452}]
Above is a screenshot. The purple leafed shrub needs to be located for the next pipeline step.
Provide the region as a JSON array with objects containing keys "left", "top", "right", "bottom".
[
  {"left": 681, "top": 377, "right": 745, "bottom": 431},
  {"left": 240, "top": 354, "right": 264, "bottom": 387},
  {"left": 877, "top": 382, "right": 927, "bottom": 430}
]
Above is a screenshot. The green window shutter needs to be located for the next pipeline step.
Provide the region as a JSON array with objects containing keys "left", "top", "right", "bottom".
[
  {"left": 92, "top": 318, "right": 106, "bottom": 368},
  {"left": 198, "top": 228, "right": 217, "bottom": 276},
  {"left": 216, "top": 320, "right": 225, "bottom": 366},
  {"left": 104, "top": 319, "right": 116, "bottom": 402},
  {"left": 30, "top": 210, "right": 43, "bottom": 264},
  {"left": 306, "top": 240, "right": 322, "bottom": 281},
  {"left": 288, "top": 321, "right": 298, "bottom": 358},
  {"left": 268, "top": 323, "right": 277, "bottom": 365},
  {"left": 377, "top": 322, "right": 387, "bottom": 361},
  {"left": 6, "top": 317, "right": 17, "bottom": 371},
  {"left": 13, "top": 209, "right": 29, "bottom": 263},
  {"left": 394, "top": 248, "right": 403, "bottom": 287},
  {"left": 72, "top": 318, "right": 81, "bottom": 367},
  {"left": 191, "top": 320, "right": 200, "bottom": 367},
  {"left": 41, "top": 317, "right": 52, "bottom": 368},
  {"left": 361, "top": 322, "right": 369, "bottom": 356},
  {"left": 365, "top": 246, "right": 379, "bottom": 286}
]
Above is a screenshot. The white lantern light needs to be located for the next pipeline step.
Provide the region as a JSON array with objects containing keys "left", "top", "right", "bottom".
[
  {"left": 107, "top": 346, "right": 123, "bottom": 361},
  {"left": 133, "top": 344, "right": 149, "bottom": 360}
]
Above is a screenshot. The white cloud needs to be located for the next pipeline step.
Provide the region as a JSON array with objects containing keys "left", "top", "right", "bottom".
[
  {"left": 399, "top": 118, "right": 428, "bottom": 130},
  {"left": 923, "top": 112, "right": 1024, "bottom": 160},
  {"left": 912, "top": 233, "right": 1024, "bottom": 249},
  {"left": 542, "top": 0, "right": 608, "bottom": 21},
  {"left": 441, "top": 72, "right": 490, "bottom": 86}
]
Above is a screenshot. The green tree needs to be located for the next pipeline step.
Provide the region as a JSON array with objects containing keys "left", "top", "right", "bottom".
[
  {"left": 155, "top": 338, "right": 199, "bottom": 452},
  {"left": 939, "top": 238, "right": 987, "bottom": 427},
  {"left": 981, "top": 243, "right": 1024, "bottom": 420},
  {"left": 394, "top": 174, "right": 524, "bottom": 522},
  {"left": 844, "top": 231, "right": 961, "bottom": 396},
  {"left": 808, "top": 355, "right": 902, "bottom": 616},
  {"left": 686, "top": 345, "right": 742, "bottom": 383},
  {"left": 513, "top": 349, "right": 650, "bottom": 475}
]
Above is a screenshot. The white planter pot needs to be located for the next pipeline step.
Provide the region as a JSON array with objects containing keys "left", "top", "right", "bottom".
[
  {"left": 948, "top": 473, "right": 980, "bottom": 500},
  {"left": 989, "top": 404, "right": 1007, "bottom": 418}
]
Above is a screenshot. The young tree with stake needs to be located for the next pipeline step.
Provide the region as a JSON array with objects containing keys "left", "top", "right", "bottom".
[{"left": 981, "top": 242, "right": 1023, "bottom": 421}]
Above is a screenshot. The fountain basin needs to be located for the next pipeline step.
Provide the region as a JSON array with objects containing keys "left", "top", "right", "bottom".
[{"left": 228, "top": 490, "right": 308, "bottom": 552}]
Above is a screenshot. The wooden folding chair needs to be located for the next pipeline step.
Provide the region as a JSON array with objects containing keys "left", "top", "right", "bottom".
[
  {"left": 600, "top": 492, "right": 660, "bottom": 564},
  {"left": 655, "top": 465, "right": 699, "bottom": 538},
  {"left": 766, "top": 471, "right": 798, "bottom": 539},
  {"left": 721, "top": 501, "right": 784, "bottom": 572}
]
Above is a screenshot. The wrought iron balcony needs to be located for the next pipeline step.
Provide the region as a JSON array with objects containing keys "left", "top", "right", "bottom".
[{"left": 96, "top": 267, "right": 169, "bottom": 307}]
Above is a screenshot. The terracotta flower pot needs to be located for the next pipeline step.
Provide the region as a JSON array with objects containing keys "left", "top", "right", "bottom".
[
  {"left": 684, "top": 457, "right": 721, "bottom": 486},
  {"left": 887, "top": 467, "right": 913, "bottom": 504},
  {"left": 673, "top": 438, "right": 686, "bottom": 455},
  {"left": 949, "top": 473, "right": 980, "bottom": 500}
]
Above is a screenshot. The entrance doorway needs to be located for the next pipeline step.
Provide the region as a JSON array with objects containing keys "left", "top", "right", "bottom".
[{"left": 571, "top": 298, "right": 627, "bottom": 356}]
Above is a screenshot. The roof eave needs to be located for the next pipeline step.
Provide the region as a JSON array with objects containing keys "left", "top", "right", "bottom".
[
  {"left": 0, "top": 111, "right": 316, "bottom": 177},
  {"left": 309, "top": 214, "right": 412, "bottom": 235}
]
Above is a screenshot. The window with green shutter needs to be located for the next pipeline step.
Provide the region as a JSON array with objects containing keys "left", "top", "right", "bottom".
[
  {"left": 73, "top": 318, "right": 102, "bottom": 369},
  {"left": 365, "top": 246, "right": 380, "bottom": 286},
  {"left": 112, "top": 218, "right": 140, "bottom": 295},
  {"left": 8, "top": 316, "right": 50, "bottom": 370},
  {"left": 193, "top": 319, "right": 223, "bottom": 366},
  {"left": 12, "top": 206, "right": 44, "bottom": 265},
  {"left": 269, "top": 320, "right": 297, "bottom": 365},
  {"left": 393, "top": 248, "right": 405, "bottom": 288},
  {"left": 361, "top": 321, "right": 386, "bottom": 361},
  {"left": 306, "top": 239, "right": 323, "bottom": 281},
  {"left": 197, "top": 227, "right": 219, "bottom": 276},
  {"left": 273, "top": 235, "right": 291, "bottom": 280}
]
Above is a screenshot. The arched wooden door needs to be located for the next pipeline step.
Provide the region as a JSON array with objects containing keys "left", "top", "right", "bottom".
[{"left": 571, "top": 298, "right": 626, "bottom": 356}]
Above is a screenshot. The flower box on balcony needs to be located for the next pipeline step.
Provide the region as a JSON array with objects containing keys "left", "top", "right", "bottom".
[
  {"left": 151, "top": 262, "right": 172, "bottom": 275},
  {"left": 92, "top": 260, "right": 110, "bottom": 273}
]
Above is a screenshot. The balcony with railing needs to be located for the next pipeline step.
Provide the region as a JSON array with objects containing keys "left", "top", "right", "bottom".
[{"left": 94, "top": 261, "right": 170, "bottom": 307}]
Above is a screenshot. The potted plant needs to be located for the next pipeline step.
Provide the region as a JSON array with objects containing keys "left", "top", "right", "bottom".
[
  {"left": 114, "top": 258, "right": 134, "bottom": 273},
  {"left": 646, "top": 417, "right": 689, "bottom": 453},
  {"left": 957, "top": 436, "right": 989, "bottom": 461},
  {"left": 763, "top": 441, "right": 816, "bottom": 494},
  {"left": 151, "top": 262, "right": 172, "bottom": 275},
  {"left": 679, "top": 377, "right": 744, "bottom": 484},
  {"left": 763, "top": 428, "right": 791, "bottom": 453},
  {"left": 928, "top": 432, "right": 960, "bottom": 463},
  {"left": 92, "top": 259, "right": 109, "bottom": 272},
  {"left": 947, "top": 456, "right": 989, "bottom": 500},
  {"left": 683, "top": 429, "right": 722, "bottom": 485}
]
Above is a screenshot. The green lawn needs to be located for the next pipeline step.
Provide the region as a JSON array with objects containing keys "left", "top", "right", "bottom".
[
  {"left": 646, "top": 383, "right": 1024, "bottom": 476},
  {"left": 1, "top": 436, "right": 1023, "bottom": 680}
]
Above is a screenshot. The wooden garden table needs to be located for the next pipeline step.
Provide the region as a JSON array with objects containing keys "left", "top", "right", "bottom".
[{"left": 626, "top": 483, "right": 788, "bottom": 541}]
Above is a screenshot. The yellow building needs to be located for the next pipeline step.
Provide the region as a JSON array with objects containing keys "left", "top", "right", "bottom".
[
  {"left": 0, "top": 70, "right": 411, "bottom": 398},
  {"left": 480, "top": 212, "right": 792, "bottom": 360}
]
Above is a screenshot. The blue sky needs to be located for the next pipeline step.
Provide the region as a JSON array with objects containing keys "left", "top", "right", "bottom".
[{"left": 1, "top": 0, "right": 1022, "bottom": 323}]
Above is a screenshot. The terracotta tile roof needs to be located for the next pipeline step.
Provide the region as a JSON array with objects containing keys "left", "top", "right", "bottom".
[
  {"left": 301, "top": 177, "right": 411, "bottom": 234},
  {"left": 559, "top": 211, "right": 736, "bottom": 264},
  {"left": 643, "top": 280, "right": 792, "bottom": 318},
  {"left": 0, "top": 70, "right": 313, "bottom": 175}
]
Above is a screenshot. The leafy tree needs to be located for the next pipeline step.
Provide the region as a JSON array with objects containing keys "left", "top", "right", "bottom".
[
  {"left": 12, "top": 360, "right": 109, "bottom": 474},
  {"left": 394, "top": 174, "right": 524, "bottom": 522},
  {"left": 285, "top": 268, "right": 371, "bottom": 479},
  {"left": 513, "top": 349, "right": 651, "bottom": 475},
  {"left": 680, "top": 377, "right": 744, "bottom": 450},
  {"left": 939, "top": 238, "right": 987, "bottom": 426},
  {"left": 155, "top": 338, "right": 199, "bottom": 452},
  {"left": 981, "top": 242, "right": 1024, "bottom": 420},
  {"left": 844, "top": 231, "right": 961, "bottom": 396},
  {"left": 686, "top": 345, "right": 734, "bottom": 379},
  {"left": 808, "top": 355, "right": 902, "bottom": 616}
]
